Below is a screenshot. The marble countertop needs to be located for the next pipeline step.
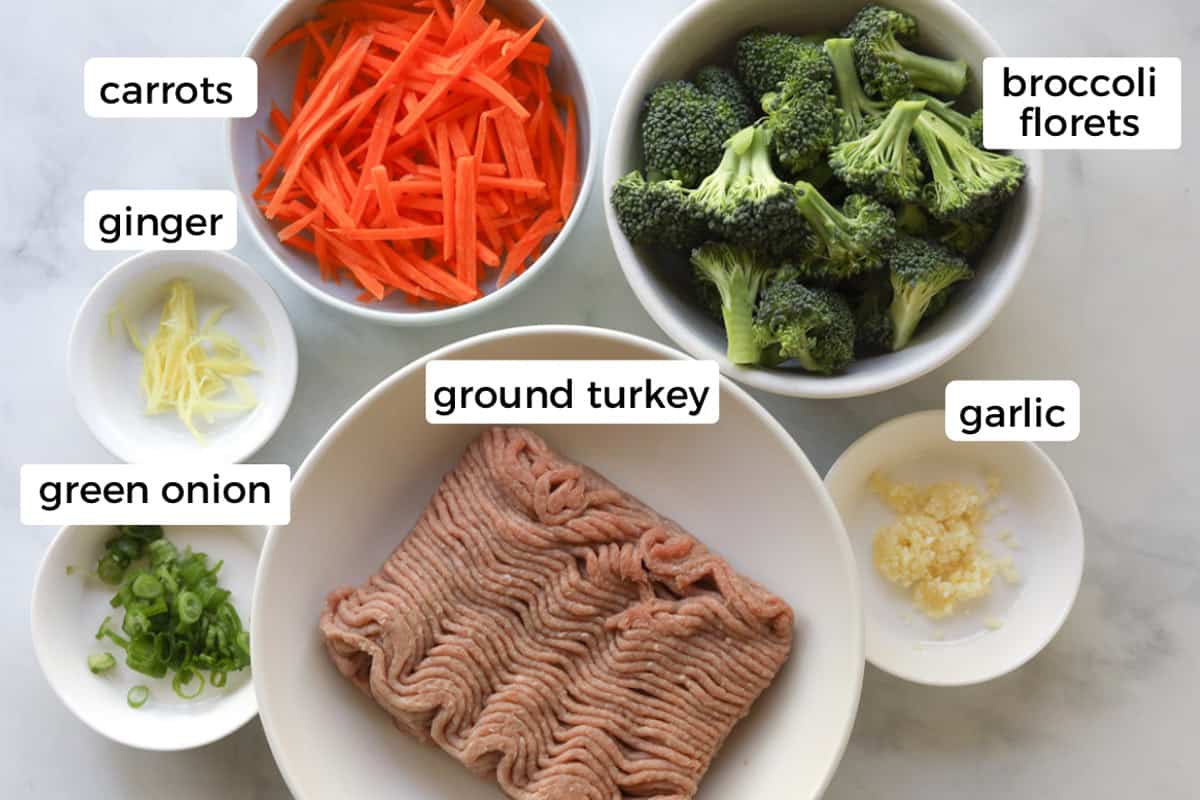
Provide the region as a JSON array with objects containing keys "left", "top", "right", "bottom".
[{"left": 3, "top": 0, "right": 1197, "bottom": 796}]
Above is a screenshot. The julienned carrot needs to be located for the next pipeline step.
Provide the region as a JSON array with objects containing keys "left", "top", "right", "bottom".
[
  {"left": 255, "top": 1, "right": 578, "bottom": 308},
  {"left": 559, "top": 95, "right": 579, "bottom": 220},
  {"left": 454, "top": 154, "right": 477, "bottom": 286}
]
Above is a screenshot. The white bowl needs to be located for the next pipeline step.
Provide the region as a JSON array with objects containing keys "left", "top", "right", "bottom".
[
  {"left": 252, "top": 325, "right": 863, "bottom": 799},
  {"left": 67, "top": 250, "right": 298, "bottom": 464},
  {"left": 229, "top": 0, "right": 597, "bottom": 326},
  {"left": 602, "top": 0, "right": 1043, "bottom": 398},
  {"left": 825, "top": 410, "right": 1083, "bottom": 686},
  {"left": 30, "top": 524, "right": 264, "bottom": 750}
]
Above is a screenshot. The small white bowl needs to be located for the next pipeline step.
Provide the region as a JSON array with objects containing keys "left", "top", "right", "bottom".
[
  {"left": 229, "top": 0, "right": 597, "bottom": 326},
  {"left": 602, "top": 0, "right": 1043, "bottom": 398},
  {"left": 30, "top": 524, "right": 264, "bottom": 750},
  {"left": 68, "top": 250, "right": 298, "bottom": 464},
  {"left": 825, "top": 410, "right": 1083, "bottom": 686}
]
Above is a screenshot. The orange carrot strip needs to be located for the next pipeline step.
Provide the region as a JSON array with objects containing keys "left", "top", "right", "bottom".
[
  {"left": 448, "top": 120, "right": 470, "bottom": 159},
  {"left": 278, "top": 206, "right": 322, "bottom": 241},
  {"left": 370, "top": 164, "right": 401, "bottom": 227},
  {"left": 454, "top": 154, "right": 477, "bottom": 285},
  {"left": 350, "top": 84, "right": 404, "bottom": 222},
  {"left": 485, "top": 18, "right": 545, "bottom": 77},
  {"left": 499, "top": 207, "right": 559, "bottom": 286},
  {"left": 465, "top": 69, "right": 529, "bottom": 119},
  {"left": 332, "top": 225, "right": 443, "bottom": 240},
  {"left": 478, "top": 175, "right": 544, "bottom": 192},
  {"left": 559, "top": 95, "right": 579, "bottom": 219},
  {"left": 435, "top": 122, "right": 455, "bottom": 260}
]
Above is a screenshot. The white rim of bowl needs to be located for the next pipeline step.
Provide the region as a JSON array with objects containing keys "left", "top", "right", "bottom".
[
  {"left": 29, "top": 524, "right": 261, "bottom": 750},
  {"left": 252, "top": 323, "right": 864, "bottom": 799},
  {"left": 825, "top": 409, "right": 1085, "bottom": 686},
  {"left": 601, "top": 0, "right": 1045, "bottom": 398},
  {"left": 228, "top": 0, "right": 599, "bottom": 326},
  {"left": 65, "top": 249, "right": 299, "bottom": 464}
]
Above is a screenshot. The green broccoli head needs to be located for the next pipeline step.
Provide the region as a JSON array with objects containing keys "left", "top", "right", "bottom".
[
  {"left": 888, "top": 234, "right": 973, "bottom": 350},
  {"left": 610, "top": 170, "right": 706, "bottom": 251},
  {"left": 691, "top": 126, "right": 809, "bottom": 257},
  {"left": 913, "top": 92, "right": 983, "bottom": 146},
  {"left": 695, "top": 65, "right": 758, "bottom": 128},
  {"left": 824, "top": 37, "right": 889, "bottom": 142},
  {"left": 844, "top": 5, "right": 969, "bottom": 99},
  {"left": 936, "top": 209, "right": 998, "bottom": 255},
  {"left": 852, "top": 274, "right": 895, "bottom": 355},
  {"left": 793, "top": 180, "right": 897, "bottom": 277},
  {"left": 760, "top": 47, "right": 837, "bottom": 174},
  {"left": 642, "top": 80, "right": 742, "bottom": 187},
  {"left": 736, "top": 30, "right": 822, "bottom": 98},
  {"left": 753, "top": 278, "right": 856, "bottom": 373},
  {"left": 829, "top": 98, "right": 926, "bottom": 203},
  {"left": 690, "top": 243, "right": 775, "bottom": 364},
  {"left": 912, "top": 111, "right": 1025, "bottom": 220}
]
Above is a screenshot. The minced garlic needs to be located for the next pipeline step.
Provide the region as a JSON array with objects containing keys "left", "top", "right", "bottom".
[{"left": 870, "top": 471, "right": 1003, "bottom": 619}]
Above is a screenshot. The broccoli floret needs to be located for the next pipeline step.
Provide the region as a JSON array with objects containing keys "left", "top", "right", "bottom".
[
  {"left": 896, "top": 202, "right": 929, "bottom": 235},
  {"left": 912, "top": 111, "right": 1025, "bottom": 220},
  {"left": 610, "top": 170, "right": 706, "bottom": 250},
  {"left": 760, "top": 47, "right": 837, "bottom": 173},
  {"left": 691, "top": 126, "right": 808, "bottom": 256},
  {"left": 735, "top": 30, "right": 818, "bottom": 98},
  {"left": 852, "top": 275, "right": 894, "bottom": 355},
  {"left": 691, "top": 243, "right": 774, "bottom": 364},
  {"left": 829, "top": 98, "right": 926, "bottom": 203},
  {"left": 793, "top": 180, "right": 896, "bottom": 277},
  {"left": 824, "top": 38, "right": 889, "bottom": 141},
  {"left": 695, "top": 65, "right": 758, "bottom": 128},
  {"left": 936, "top": 209, "right": 998, "bottom": 255},
  {"left": 753, "top": 277, "right": 856, "bottom": 373},
  {"left": 844, "top": 5, "right": 969, "bottom": 99},
  {"left": 642, "top": 81, "right": 742, "bottom": 187},
  {"left": 913, "top": 92, "right": 983, "bottom": 146},
  {"left": 888, "top": 235, "right": 973, "bottom": 349}
]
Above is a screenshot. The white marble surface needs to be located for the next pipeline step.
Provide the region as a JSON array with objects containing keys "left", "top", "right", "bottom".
[{"left": 3, "top": 0, "right": 1198, "bottom": 796}]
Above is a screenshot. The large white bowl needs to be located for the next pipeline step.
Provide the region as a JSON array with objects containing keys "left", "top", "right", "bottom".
[
  {"left": 252, "top": 325, "right": 863, "bottom": 799},
  {"left": 229, "top": 0, "right": 597, "bottom": 326},
  {"left": 603, "top": 0, "right": 1043, "bottom": 398}
]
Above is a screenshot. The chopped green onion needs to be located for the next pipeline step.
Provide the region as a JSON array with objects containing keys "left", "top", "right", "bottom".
[
  {"left": 97, "top": 554, "right": 126, "bottom": 585},
  {"left": 127, "top": 685, "right": 150, "bottom": 709},
  {"left": 172, "top": 668, "right": 205, "bottom": 699},
  {"left": 86, "top": 528, "right": 250, "bottom": 701},
  {"left": 131, "top": 573, "right": 163, "bottom": 599},
  {"left": 87, "top": 653, "right": 116, "bottom": 674},
  {"left": 65, "top": 565, "right": 77, "bottom": 576},
  {"left": 176, "top": 591, "right": 203, "bottom": 624},
  {"left": 119, "top": 525, "right": 164, "bottom": 542}
]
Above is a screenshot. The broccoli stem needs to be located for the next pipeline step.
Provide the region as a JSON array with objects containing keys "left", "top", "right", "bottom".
[
  {"left": 721, "top": 287, "right": 762, "bottom": 365},
  {"left": 887, "top": 44, "right": 968, "bottom": 96},
  {"left": 890, "top": 286, "right": 937, "bottom": 350},
  {"left": 863, "top": 99, "right": 924, "bottom": 169},
  {"left": 824, "top": 38, "right": 883, "bottom": 135},
  {"left": 793, "top": 179, "right": 848, "bottom": 247}
]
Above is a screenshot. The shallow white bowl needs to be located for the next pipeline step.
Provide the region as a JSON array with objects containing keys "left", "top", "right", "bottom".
[
  {"left": 30, "top": 524, "right": 263, "bottom": 750},
  {"left": 229, "top": 0, "right": 597, "bottom": 326},
  {"left": 252, "top": 325, "right": 863, "bottom": 799},
  {"left": 603, "top": 0, "right": 1043, "bottom": 398},
  {"left": 825, "top": 410, "right": 1083, "bottom": 686},
  {"left": 67, "top": 250, "right": 298, "bottom": 464}
]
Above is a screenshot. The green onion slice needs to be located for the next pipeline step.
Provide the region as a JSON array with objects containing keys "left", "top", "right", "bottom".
[{"left": 127, "top": 685, "right": 150, "bottom": 709}]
